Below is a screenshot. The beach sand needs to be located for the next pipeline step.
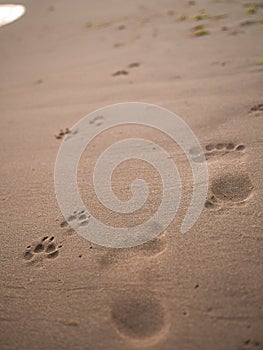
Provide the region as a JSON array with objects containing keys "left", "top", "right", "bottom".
[{"left": 0, "top": 0, "right": 263, "bottom": 349}]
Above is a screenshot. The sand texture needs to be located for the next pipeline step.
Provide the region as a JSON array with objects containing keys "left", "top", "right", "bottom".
[{"left": 0, "top": 0, "right": 263, "bottom": 349}]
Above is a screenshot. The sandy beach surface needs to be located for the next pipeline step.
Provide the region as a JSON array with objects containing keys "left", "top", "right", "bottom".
[{"left": 1, "top": 0, "right": 263, "bottom": 349}]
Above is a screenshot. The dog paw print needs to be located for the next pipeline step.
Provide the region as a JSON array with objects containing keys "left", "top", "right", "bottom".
[
  {"left": 55, "top": 128, "right": 78, "bottom": 141},
  {"left": 23, "top": 236, "right": 62, "bottom": 263},
  {"left": 55, "top": 128, "right": 70, "bottom": 140},
  {"left": 249, "top": 103, "right": 263, "bottom": 117},
  {"left": 89, "top": 116, "right": 104, "bottom": 127},
  {"left": 240, "top": 338, "right": 261, "bottom": 350},
  {"left": 61, "top": 210, "right": 90, "bottom": 229},
  {"left": 250, "top": 103, "right": 263, "bottom": 112}
]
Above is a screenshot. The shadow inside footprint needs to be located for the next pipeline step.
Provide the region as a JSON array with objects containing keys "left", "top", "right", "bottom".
[
  {"left": 99, "top": 230, "right": 166, "bottom": 268},
  {"left": 212, "top": 172, "right": 254, "bottom": 202},
  {"left": 46, "top": 250, "right": 59, "bottom": 259},
  {"left": 132, "top": 235, "right": 167, "bottom": 257},
  {"left": 34, "top": 243, "right": 45, "bottom": 253},
  {"left": 205, "top": 200, "right": 217, "bottom": 209},
  {"left": 23, "top": 251, "right": 33, "bottom": 260},
  {"left": 111, "top": 292, "right": 166, "bottom": 341},
  {"left": 46, "top": 243, "right": 56, "bottom": 253}
]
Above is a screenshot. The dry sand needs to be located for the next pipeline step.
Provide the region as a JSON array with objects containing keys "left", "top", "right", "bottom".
[{"left": 0, "top": 0, "right": 263, "bottom": 349}]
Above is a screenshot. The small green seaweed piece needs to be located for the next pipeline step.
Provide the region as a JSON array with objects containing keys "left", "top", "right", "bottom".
[
  {"left": 246, "top": 7, "right": 257, "bottom": 14},
  {"left": 85, "top": 21, "right": 92, "bottom": 28},
  {"left": 194, "top": 29, "right": 209, "bottom": 36},
  {"left": 192, "top": 10, "right": 209, "bottom": 21},
  {"left": 177, "top": 14, "right": 187, "bottom": 21}
]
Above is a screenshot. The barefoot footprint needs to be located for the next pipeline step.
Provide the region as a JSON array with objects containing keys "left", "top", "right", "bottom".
[
  {"left": 189, "top": 142, "right": 245, "bottom": 163},
  {"left": 23, "top": 236, "right": 62, "bottom": 263},
  {"left": 110, "top": 290, "right": 169, "bottom": 346},
  {"left": 211, "top": 172, "right": 254, "bottom": 203},
  {"left": 203, "top": 143, "right": 254, "bottom": 210},
  {"left": 99, "top": 224, "right": 167, "bottom": 268},
  {"left": 99, "top": 235, "right": 167, "bottom": 268},
  {"left": 204, "top": 142, "right": 246, "bottom": 160}
]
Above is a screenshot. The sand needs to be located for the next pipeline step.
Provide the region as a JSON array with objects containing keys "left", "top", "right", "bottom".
[{"left": 0, "top": 0, "right": 263, "bottom": 349}]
